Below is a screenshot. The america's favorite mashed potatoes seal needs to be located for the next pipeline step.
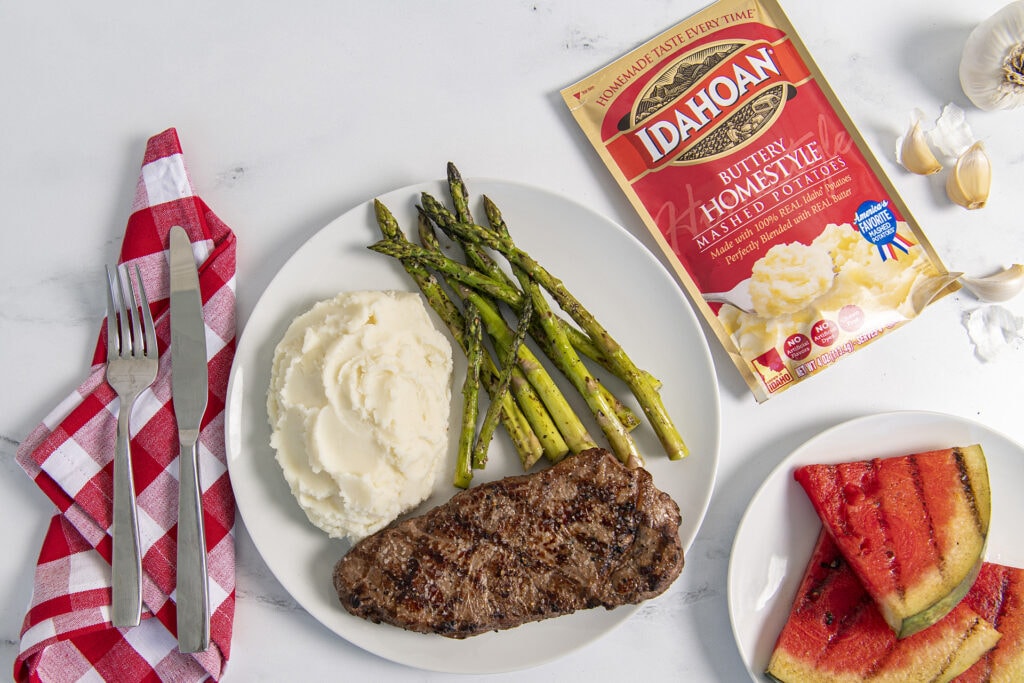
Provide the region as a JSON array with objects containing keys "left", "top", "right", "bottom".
[{"left": 267, "top": 290, "right": 453, "bottom": 541}]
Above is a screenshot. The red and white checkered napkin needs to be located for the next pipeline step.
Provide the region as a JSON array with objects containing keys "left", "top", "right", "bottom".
[{"left": 14, "top": 128, "right": 237, "bottom": 682}]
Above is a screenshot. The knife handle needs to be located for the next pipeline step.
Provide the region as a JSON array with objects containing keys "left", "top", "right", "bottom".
[
  {"left": 176, "top": 434, "right": 210, "bottom": 652},
  {"left": 112, "top": 404, "right": 143, "bottom": 627}
]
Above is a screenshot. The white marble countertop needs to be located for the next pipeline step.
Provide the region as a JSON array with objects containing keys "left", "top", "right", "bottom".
[{"left": 3, "top": 1, "right": 1023, "bottom": 680}]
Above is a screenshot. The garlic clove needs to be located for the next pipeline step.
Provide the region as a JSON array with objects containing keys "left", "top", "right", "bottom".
[
  {"left": 960, "top": 264, "right": 1024, "bottom": 302},
  {"left": 898, "top": 119, "right": 943, "bottom": 175},
  {"left": 946, "top": 141, "right": 991, "bottom": 209}
]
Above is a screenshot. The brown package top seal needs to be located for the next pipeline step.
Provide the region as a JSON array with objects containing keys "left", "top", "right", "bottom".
[{"left": 561, "top": 0, "right": 955, "bottom": 402}]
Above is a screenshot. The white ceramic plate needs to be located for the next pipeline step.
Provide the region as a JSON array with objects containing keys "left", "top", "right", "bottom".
[
  {"left": 225, "top": 178, "right": 721, "bottom": 674},
  {"left": 727, "top": 411, "right": 1024, "bottom": 682}
]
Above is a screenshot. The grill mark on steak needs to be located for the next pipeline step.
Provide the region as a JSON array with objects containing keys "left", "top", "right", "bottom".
[{"left": 333, "top": 448, "right": 684, "bottom": 638}]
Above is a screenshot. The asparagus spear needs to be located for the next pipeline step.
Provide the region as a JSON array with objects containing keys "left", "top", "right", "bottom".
[
  {"left": 464, "top": 196, "right": 640, "bottom": 468},
  {"left": 447, "top": 162, "right": 477, "bottom": 229},
  {"left": 521, "top": 263, "right": 640, "bottom": 466},
  {"left": 445, "top": 165, "right": 517, "bottom": 292},
  {"left": 454, "top": 300, "right": 483, "bottom": 488},
  {"left": 416, "top": 213, "right": 569, "bottom": 463},
  {"left": 439, "top": 173, "right": 641, "bottom": 463},
  {"left": 448, "top": 163, "right": 547, "bottom": 446},
  {"left": 372, "top": 199, "right": 543, "bottom": 466},
  {"left": 451, "top": 199, "right": 689, "bottom": 462},
  {"left": 472, "top": 294, "right": 532, "bottom": 469},
  {"left": 443, "top": 167, "right": 597, "bottom": 457},
  {"left": 370, "top": 237, "right": 522, "bottom": 305}
]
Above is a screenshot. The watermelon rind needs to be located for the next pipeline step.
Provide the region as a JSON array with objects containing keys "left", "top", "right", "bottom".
[{"left": 899, "top": 551, "right": 985, "bottom": 639}]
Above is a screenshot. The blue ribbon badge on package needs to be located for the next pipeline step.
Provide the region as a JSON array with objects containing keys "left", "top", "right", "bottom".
[{"left": 853, "top": 200, "right": 915, "bottom": 261}]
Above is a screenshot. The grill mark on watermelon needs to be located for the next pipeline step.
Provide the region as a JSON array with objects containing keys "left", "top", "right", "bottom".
[
  {"left": 915, "top": 448, "right": 983, "bottom": 589},
  {"left": 948, "top": 616, "right": 988, "bottom": 681},
  {"left": 908, "top": 454, "right": 944, "bottom": 574},
  {"left": 868, "top": 458, "right": 907, "bottom": 602},
  {"left": 863, "top": 613, "right": 987, "bottom": 681},
  {"left": 953, "top": 446, "right": 986, "bottom": 536},
  {"left": 992, "top": 569, "right": 1011, "bottom": 630},
  {"left": 843, "top": 459, "right": 905, "bottom": 602},
  {"left": 874, "top": 452, "right": 948, "bottom": 603},
  {"left": 939, "top": 616, "right": 987, "bottom": 681},
  {"left": 820, "top": 464, "right": 850, "bottom": 536},
  {"left": 987, "top": 565, "right": 1024, "bottom": 680},
  {"left": 966, "top": 563, "right": 1011, "bottom": 631}
]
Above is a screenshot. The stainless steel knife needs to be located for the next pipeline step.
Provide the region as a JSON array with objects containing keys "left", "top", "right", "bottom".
[{"left": 169, "top": 225, "right": 210, "bottom": 653}]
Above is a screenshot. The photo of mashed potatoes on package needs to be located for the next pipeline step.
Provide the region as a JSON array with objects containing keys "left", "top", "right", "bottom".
[{"left": 561, "top": 0, "right": 955, "bottom": 402}]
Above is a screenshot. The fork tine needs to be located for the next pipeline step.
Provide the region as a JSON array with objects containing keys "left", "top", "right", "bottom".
[
  {"left": 118, "top": 267, "right": 134, "bottom": 357},
  {"left": 122, "top": 266, "right": 144, "bottom": 358},
  {"left": 105, "top": 266, "right": 120, "bottom": 360},
  {"left": 115, "top": 266, "right": 132, "bottom": 357},
  {"left": 113, "top": 266, "right": 133, "bottom": 357},
  {"left": 134, "top": 264, "right": 157, "bottom": 358}
]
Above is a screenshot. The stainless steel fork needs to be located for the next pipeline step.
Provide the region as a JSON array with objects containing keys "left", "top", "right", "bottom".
[{"left": 105, "top": 263, "right": 158, "bottom": 628}]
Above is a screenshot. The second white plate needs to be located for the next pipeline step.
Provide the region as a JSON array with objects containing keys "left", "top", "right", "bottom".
[{"left": 727, "top": 410, "right": 1024, "bottom": 682}]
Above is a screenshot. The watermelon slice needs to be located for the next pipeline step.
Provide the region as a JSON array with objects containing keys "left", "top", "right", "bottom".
[
  {"left": 953, "top": 562, "right": 1024, "bottom": 682},
  {"left": 794, "top": 445, "right": 991, "bottom": 637},
  {"left": 766, "top": 528, "right": 1000, "bottom": 683}
]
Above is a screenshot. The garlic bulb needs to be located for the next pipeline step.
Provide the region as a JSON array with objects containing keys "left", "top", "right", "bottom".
[
  {"left": 960, "top": 265, "right": 1024, "bottom": 302},
  {"left": 946, "top": 141, "right": 991, "bottom": 209},
  {"left": 960, "top": 1, "right": 1024, "bottom": 110}
]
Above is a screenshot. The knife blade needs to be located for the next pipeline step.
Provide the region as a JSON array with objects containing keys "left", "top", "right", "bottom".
[{"left": 169, "top": 225, "right": 210, "bottom": 653}]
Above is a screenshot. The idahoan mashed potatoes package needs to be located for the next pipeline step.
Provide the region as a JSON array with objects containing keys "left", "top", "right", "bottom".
[{"left": 561, "top": 0, "right": 956, "bottom": 402}]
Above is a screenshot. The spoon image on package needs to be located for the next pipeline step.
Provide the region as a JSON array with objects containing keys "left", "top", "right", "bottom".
[{"left": 704, "top": 279, "right": 757, "bottom": 315}]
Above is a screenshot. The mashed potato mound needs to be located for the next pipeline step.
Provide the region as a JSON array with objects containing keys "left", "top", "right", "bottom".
[
  {"left": 267, "top": 290, "right": 453, "bottom": 541},
  {"left": 749, "top": 241, "right": 835, "bottom": 317}
]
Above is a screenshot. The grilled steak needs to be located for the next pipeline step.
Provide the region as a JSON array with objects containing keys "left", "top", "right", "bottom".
[{"left": 332, "top": 448, "right": 684, "bottom": 638}]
